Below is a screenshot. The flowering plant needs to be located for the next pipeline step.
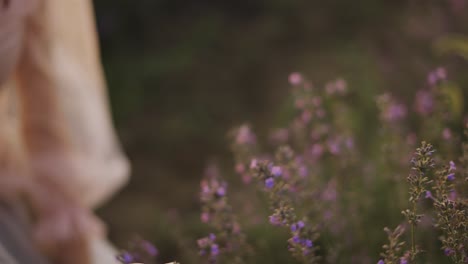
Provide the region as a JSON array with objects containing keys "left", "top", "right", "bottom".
[{"left": 118, "top": 69, "right": 467, "bottom": 264}]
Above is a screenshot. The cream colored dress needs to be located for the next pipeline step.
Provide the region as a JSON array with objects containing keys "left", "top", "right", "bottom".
[{"left": 0, "top": 0, "right": 129, "bottom": 263}]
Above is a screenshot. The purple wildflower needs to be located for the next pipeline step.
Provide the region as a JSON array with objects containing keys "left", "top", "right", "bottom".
[
  {"left": 235, "top": 163, "right": 245, "bottom": 174},
  {"left": 301, "top": 110, "right": 312, "bottom": 124},
  {"left": 335, "top": 78, "right": 347, "bottom": 94},
  {"left": 116, "top": 251, "right": 134, "bottom": 264},
  {"left": 428, "top": 72, "right": 437, "bottom": 86},
  {"left": 304, "top": 239, "right": 313, "bottom": 248},
  {"left": 292, "top": 235, "right": 301, "bottom": 244},
  {"left": 327, "top": 139, "right": 341, "bottom": 155},
  {"left": 427, "top": 68, "right": 446, "bottom": 86},
  {"left": 290, "top": 223, "right": 298, "bottom": 232},
  {"left": 449, "top": 160, "right": 456, "bottom": 172},
  {"left": 297, "top": 221, "right": 305, "bottom": 229},
  {"left": 209, "top": 233, "right": 216, "bottom": 241},
  {"left": 425, "top": 191, "right": 433, "bottom": 199},
  {"left": 197, "top": 238, "right": 209, "bottom": 248},
  {"left": 289, "top": 72, "right": 303, "bottom": 85},
  {"left": 444, "top": 248, "right": 455, "bottom": 256},
  {"left": 269, "top": 215, "right": 281, "bottom": 226},
  {"left": 436, "top": 67, "right": 447, "bottom": 79},
  {"left": 236, "top": 125, "right": 256, "bottom": 145},
  {"left": 250, "top": 159, "right": 258, "bottom": 169},
  {"left": 310, "top": 144, "right": 324, "bottom": 157},
  {"left": 377, "top": 260, "right": 385, "bottom": 264},
  {"left": 400, "top": 258, "right": 408, "bottom": 264},
  {"left": 298, "top": 166, "right": 308, "bottom": 177},
  {"left": 414, "top": 89, "right": 433, "bottom": 115},
  {"left": 271, "top": 166, "right": 283, "bottom": 177},
  {"left": 265, "top": 177, "right": 275, "bottom": 189},
  {"left": 216, "top": 186, "right": 226, "bottom": 196},
  {"left": 385, "top": 103, "right": 407, "bottom": 122},
  {"left": 210, "top": 244, "right": 219, "bottom": 256},
  {"left": 447, "top": 173, "right": 455, "bottom": 181},
  {"left": 201, "top": 212, "right": 210, "bottom": 223},
  {"left": 141, "top": 240, "right": 158, "bottom": 257}
]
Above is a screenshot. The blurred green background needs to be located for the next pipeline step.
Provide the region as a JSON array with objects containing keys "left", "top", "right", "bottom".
[{"left": 93, "top": 1, "right": 468, "bottom": 262}]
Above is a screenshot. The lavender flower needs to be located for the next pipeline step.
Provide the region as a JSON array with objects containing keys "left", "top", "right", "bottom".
[
  {"left": 201, "top": 212, "right": 210, "bottom": 223},
  {"left": 250, "top": 159, "right": 258, "bottom": 169},
  {"left": 297, "top": 221, "right": 305, "bottom": 229},
  {"left": 141, "top": 240, "right": 158, "bottom": 257},
  {"left": 298, "top": 166, "right": 308, "bottom": 177},
  {"left": 449, "top": 160, "right": 456, "bottom": 172},
  {"left": 211, "top": 244, "right": 220, "bottom": 256},
  {"left": 447, "top": 173, "right": 455, "bottom": 181},
  {"left": 414, "top": 89, "right": 434, "bottom": 115},
  {"left": 269, "top": 215, "right": 282, "bottom": 226},
  {"left": 301, "top": 110, "right": 312, "bottom": 124},
  {"left": 292, "top": 235, "right": 301, "bottom": 244},
  {"left": 444, "top": 248, "right": 455, "bottom": 256},
  {"left": 235, "top": 125, "right": 256, "bottom": 145},
  {"left": 271, "top": 166, "right": 283, "bottom": 177},
  {"left": 209, "top": 233, "right": 216, "bottom": 241},
  {"left": 377, "top": 93, "right": 407, "bottom": 122},
  {"left": 216, "top": 186, "right": 226, "bottom": 196},
  {"left": 235, "top": 163, "right": 245, "bottom": 174},
  {"left": 425, "top": 191, "right": 433, "bottom": 199},
  {"left": 385, "top": 104, "right": 407, "bottom": 122},
  {"left": 116, "top": 251, "right": 134, "bottom": 264},
  {"left": 427, "top": 67, "right": 447, "bottom": 86},
  {"left": 116, "top": 239, "right": 158, "bottom": 264},
  {"left": 289, "top": 72, "right": 303, "bottom": 85},
  {"left": 265, "top": 177, "right": 275, "bottom": 189},
  {"left": 199, "top": 164, "right": 249, "bottom": 262}
]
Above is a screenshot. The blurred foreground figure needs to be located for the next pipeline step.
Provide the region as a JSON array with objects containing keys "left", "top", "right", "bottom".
[{"left": 0, "top": 0, "right": 129, "bottom": 263}]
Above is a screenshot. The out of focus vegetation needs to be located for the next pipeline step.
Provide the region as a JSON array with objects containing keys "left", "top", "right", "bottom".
[{"left": 93, "top": 1, "right": 468, "bottom": 263}]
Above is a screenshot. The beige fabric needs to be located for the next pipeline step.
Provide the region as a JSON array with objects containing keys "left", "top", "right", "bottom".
[
  {"left": 0, "top": 0, "right": 34, "bottom": 85},
  {"left": 15, "top": 0, "right": 130, "bottom": 209},
  {"left": 0, "top": 0, "right": 130, "bottom": 263}
]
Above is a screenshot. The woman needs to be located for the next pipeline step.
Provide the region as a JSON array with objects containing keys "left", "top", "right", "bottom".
[{"left": 0, "top": 0, "right": 130, "bottom": 263}]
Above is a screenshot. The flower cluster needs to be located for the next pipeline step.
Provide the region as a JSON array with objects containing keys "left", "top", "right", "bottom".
[
  {"left": 198, "top": 164, "right": 248, "bottom": 263},
  {"left": 401, "top": 142, "right": 435, "bottom": 260},
  {"left": 117, "top": 69, "right": 467, "bottom": 263},
  {"left": 427, "top": 67, "right": 447, "bottom": 86},
  {"left": 430, "top": 159, "right": 468, "bottom": 263},
  {"left": 197, "top": 233, "right": 220, "bottom": 262},
  {"left": 376, "top": 93, "right": 407, "bottom": 123},
  {"left": 116, "top": 239, "right": 158, "bottom": 264},
  {"left": 380, "top": 139, "right": 468, "bottom": 264},
  {"left": 250, "top": 160, "right": 320, "bottom": 263}
]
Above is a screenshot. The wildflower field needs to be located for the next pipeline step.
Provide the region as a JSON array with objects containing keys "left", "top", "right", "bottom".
[
  {"left": 115, "top": 71, "right": 467, "bottom": 264},
  {"left": 94, "top": 1, "right": 468, "bottom": 264}
]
